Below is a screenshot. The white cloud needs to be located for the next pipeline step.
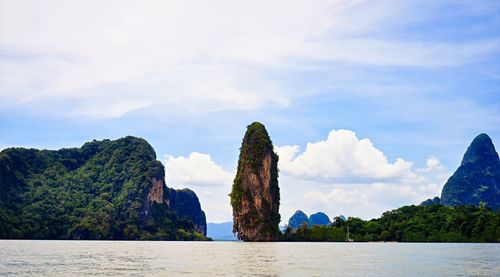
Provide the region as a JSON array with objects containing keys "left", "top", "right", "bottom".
[
  {"left": 276, "top": 129, "right": 449, "bottom": 221},
  {"left": 164, "top": 152, "right": 234, "bottom": 223},
  {"left": 163, "top": 130, "right": 450, "bottom": 223},
  {"left": 276, "top": 129, "right": 415, "bottom": 182},
  {"left": 416, "top": 156, "right": 446, "bottom": 173},
  {"left": 1, "top": 0, "right": 497, "bottom": 118},
  {"left": 165, "top": 152, "right": 233, "bottom": 187}
]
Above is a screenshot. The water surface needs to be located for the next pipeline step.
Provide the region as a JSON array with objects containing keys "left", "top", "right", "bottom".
[{"left": 1, "top": 240, "right": 499, "bottom": 276}]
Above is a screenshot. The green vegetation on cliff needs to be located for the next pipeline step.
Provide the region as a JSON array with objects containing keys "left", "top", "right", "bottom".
[
  {"left": 441, "top": 133, "right": 500, "bottom": 211},
  {"left": 283, "top": 204, "right": 500, "bottom": 242},
  {"left": 0, "top": 136, "right": 206, "bottom": 240},
  {"left": 231, "top": 122, "right": 279, "bottom": 209},
  {"left": 230, "top": 122, "right": 281, "bottom": 241},
  {"left": 169, "top": 188, "right": 207, "bottom": 236}
]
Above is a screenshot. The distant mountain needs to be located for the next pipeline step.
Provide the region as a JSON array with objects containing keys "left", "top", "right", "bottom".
[
  {"left": 308, "top": 212, "right": 331, "bottom": 226},
  {"left": 420, "top": 196, "right": 440, "bottom": 206},
  {"left": 207, "top": 222, "right": 237, "bottom": 241},
  {"left": 287, "top": 211, "right": 333, "bottom": 228},
  {"left": 440, "top": 133, "right": 500, "bottom": 211},
  {"left": 288, "top": 210, "right": 308, "bottom": 229},
  {"left": 207, "top": 221, "right": 285, "bottom": 240},
  {"left": 0, "top": 136, "right": 207, "bottom": 240}
]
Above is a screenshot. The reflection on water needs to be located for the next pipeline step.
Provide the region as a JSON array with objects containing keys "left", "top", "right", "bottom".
[{"left": 1, "top": 240, "right": 499, "bottom": 276}]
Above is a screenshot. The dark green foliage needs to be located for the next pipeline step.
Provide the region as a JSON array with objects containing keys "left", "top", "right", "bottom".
[
  {"left": 239, "top": 122, "right": 275, "bottom": 170},
  {"left": 169, "top": 188, "right": 207, "bottom": 236},
  {"left": 0, "top": 136, "right": 206, "bottom": 240},
  {"left": 441, "top": 133, "right": 500, "bottom": 211},
  {"left": 288, "top": 210, "right": 308, "bottom": 229},
  {"left": 283, "top": 204, "right": 500, "bottom": 242},
  {"left": 230, "top": 122, "right": 279, "bottom": 209}
]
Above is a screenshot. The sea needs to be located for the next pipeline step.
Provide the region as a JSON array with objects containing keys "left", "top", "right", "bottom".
[{"left": 0, "top": 240, "right": 499, "bottom": 276}]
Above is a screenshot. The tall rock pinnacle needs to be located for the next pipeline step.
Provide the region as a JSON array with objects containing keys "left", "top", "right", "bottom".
[
  {"left": 230, "top": 122, "right": 281, "bottom": 241},
  {"left": 441, "top": 133, "right": 500, "bottom": 211}
]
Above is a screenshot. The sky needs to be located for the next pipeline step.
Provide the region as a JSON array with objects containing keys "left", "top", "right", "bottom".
[{"left": 1, "top": 0, "right": 499, "bottom": 223}]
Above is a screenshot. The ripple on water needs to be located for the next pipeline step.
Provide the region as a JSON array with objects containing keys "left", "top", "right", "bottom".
[{"left": 0, "top": 241, "right": 499, "bottom": 276}]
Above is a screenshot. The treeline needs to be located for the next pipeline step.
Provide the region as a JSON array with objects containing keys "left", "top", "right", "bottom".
[
  {"left": 0, "top": 137, "right": 206, "bottom": 240},
  {"left": 283, "top": 204, "right": 500, "bottom": 242}
]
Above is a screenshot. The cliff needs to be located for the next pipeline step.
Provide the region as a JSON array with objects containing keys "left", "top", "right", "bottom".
[
  {"left": 0, "top": 136, "right": 206, "bottom": 240},
  {"left": 169, "top": 188, "right": 207, "bottom": 236},
  {"left": 230, "top": 122, "right": 281, "bottom": 241},
  {"left": 440, "top": 133, "right": 500, "bottom": 211}
]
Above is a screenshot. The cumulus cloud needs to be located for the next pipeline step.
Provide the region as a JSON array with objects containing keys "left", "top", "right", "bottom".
[
  {"left": 276, "top": 129, "right": 415, "bottom": 182},
  {"left": 416, "top": 157, "right": 446, "bottom": 173},
  {"left": 164, "top": 152, "right": 233, "bottom": 187},
  {"left": 164, "top": 152, "right": 234, "bottom": 223},
  {"left": 1, "top": 0, "right": 498, "bottom": 118},
  {"left": 276, "top": 129, "right": 449, "bottom": 221}
]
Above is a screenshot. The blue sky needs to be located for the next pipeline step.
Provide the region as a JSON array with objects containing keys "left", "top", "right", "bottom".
[{"left": 1, "top": 0, "right": 499, "bottom": 222}]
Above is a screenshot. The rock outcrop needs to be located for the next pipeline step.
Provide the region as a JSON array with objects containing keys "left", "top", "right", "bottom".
[
  {"left": 288, "top": 211, "right": 334, "bottom": 228},
  {"left": 230, "top": 122, "right": 281, "bottom": 241},
  {"left": 441, "top": 133, "right": 500, "bottom": 211},
  {"left": 420, "top": 196, "right": 440, "bottom": 206},
  {"left": 308, "top": 212, "right": 331, "bottom": 226},
  {"left": 288, "top": 210, "right": 308, "bottom": 229},
  {"left": 147, "top": 178, "right": 166, "bottom": 205},
  {"left": 169, "top": 188, "right": 207, "bottom": 236}
]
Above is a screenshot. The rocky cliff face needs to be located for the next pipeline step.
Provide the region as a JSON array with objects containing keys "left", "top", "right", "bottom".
[
  {"left": 143, "top": 177, "right": 168, "bottom": 220},
  {"left": 230, "top": 122, "right": 281, "bottom": 241},
  {"left": 169, "top": 188, "right": 207, "bottom": 236},
  {"left": 441, "top": 133, "right": 500, "bottom": 211},
  {"left": 147, "top": 178, "right": 166, "bottom": 205}
]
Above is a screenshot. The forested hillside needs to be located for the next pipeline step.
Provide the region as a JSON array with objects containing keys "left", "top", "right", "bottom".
[{"left": 0, "top": 136, "right": 206, "bottom": 240}]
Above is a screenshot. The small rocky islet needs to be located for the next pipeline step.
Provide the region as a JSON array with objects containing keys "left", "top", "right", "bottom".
[
  {"left": 230, "top": 122, "right": 281, "bottom": 241},
  {"left": 288, "top": 210, "right": 332, "bottom": 229}
]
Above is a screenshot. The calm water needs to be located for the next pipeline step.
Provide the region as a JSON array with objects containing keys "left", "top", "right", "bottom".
[{"left": 0, "top": 241, "right": 499, "bottom": 276}]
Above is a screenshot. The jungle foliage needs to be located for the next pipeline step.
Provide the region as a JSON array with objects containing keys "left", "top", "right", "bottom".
[
  {"left": 0, "top": 136, "right": 206, "bottom": 240},
  {"left": 283, "top": 204, "right": 500, "bottom": 242}
]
